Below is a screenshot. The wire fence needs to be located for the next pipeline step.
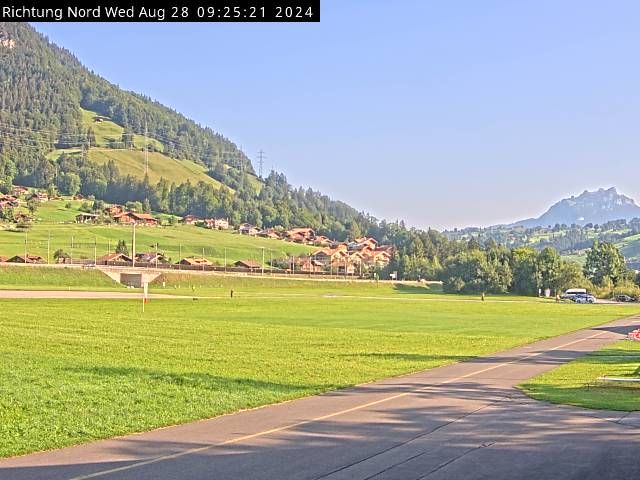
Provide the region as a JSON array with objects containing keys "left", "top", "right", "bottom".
[{"left": 1, "top": 234, "right": 378, "bottom": 278}]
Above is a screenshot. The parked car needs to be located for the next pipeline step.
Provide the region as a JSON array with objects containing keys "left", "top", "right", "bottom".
[
  {"left": 615, "top": 294, "right": 635, "bottom": 303},
  {"left": 561, "top": 288, "right": 588, "bottom": 300},
  {"left": 574, "top": 294, "right": 596, "bottom": 304}
]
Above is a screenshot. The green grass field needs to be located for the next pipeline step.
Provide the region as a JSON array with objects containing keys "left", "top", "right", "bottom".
[
  {"left": 519, "top": 340, "right": 640, "bottom": 411},
  {"left": 1, "top": 292, "right": 639, "bottom": 458},
  {"left": 45, "top": 108, "right": 266, "bottom": 193},
  {"left": 79, "top": 107, "right": 164, "bottom": 152},
  {"left": 88, "top": 149, "right": 222, "bottom": 187}
]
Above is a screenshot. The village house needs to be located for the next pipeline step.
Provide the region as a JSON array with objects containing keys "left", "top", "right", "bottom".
[
  {"left": 181, "top": 214, "right": 200, "bottom": 225},
  {"left": 113, "top": 212, "right": 158, "bottom": 226},
  {"left": 104, "top": 204, "right": 125, "bottom": 217},
  {"left": 135, "top": 252, "right": 168, "bottom": 264},
  {"left": 284, "top": 227, "right": 315, "bottom": 243},
  {"left": 312, "top": 235, "right": 332, "bottom": 247},
  {"left": 27, "top": 192, "right": 48, "bottom": 202},
  {"left": 238, "top": 223, "right": 259, "bottom": 236},
  {"left": 349, "top": 237, "right": 379, "bottom": 251},
  {"left": 7, "top": 254, "right": 46, "bottom": 264},
  {"left": 312, "top": 245, "right": 349, "bottom": 265},
  {"left": 234, "top": 259, "right": 262, "bottom": 271},
  {"left": 75, "top": 212, "right": 99, "bottom": 224},
  {"left": 203, "top": 218, "right": 229, "bottom": 230},
  {"left": 331, "top": 259, "right": 356, "bottom": 275},
  {"left": 97, "top": 252, "right": 133, "bottom": 265},
  {"left": 0, "top": 194, "right": 19, "bottom": 206},
  {"left": 179, "top": 257, "right": 213, "bottom": 267},
  {"left": 11, "top": 185, "right": 29, "bottom": 196},
  {"left": 257, "top": 228, "right": 280, "bottom": 239},
  {"left": 299, "top": 258, "right": 324, "bottom": 273}
]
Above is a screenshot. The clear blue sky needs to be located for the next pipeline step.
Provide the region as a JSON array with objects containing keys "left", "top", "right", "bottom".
[{"left": 33, "top": 0, "right": 640, "bottom": 229}]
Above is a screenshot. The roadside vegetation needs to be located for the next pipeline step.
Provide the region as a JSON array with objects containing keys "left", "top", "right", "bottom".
[
  {"left": 520, "top": 340, "right": 640, "bottom": 411},
  {"left": 1, "top": 294, "right": 638, "bottom": 458}
]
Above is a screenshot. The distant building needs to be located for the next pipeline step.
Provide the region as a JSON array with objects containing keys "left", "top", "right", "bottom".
[
  {"left": 284, "top": 227, "right": 315, "bottom": 243},
  {"left": 97, "top": 252, "right": 133, "bottom": 265},
  {"left": 234, "top": 259, "right": 261, "bottom": 271},
  {"left": 105, "top": 204, "right": 125, "bottom": 217},
  {"left": 27, "top": 192, "right": 48, "bottom": 202},
  {"left": 179, "top": 257, "right": 213, "bottom": 267},
  {"left": 203, "top": 218, "right": 229, "bottom": 230},
  {"left": 113, "top": 212, "right": 158, "bottom": 226},
  {"left": 299, "top": 259, "right": 324, "bottom": 273},
  {"left": 135, "top": 252, "right": 168, "bottom": 264},
  {"left": 11, "top": 186, "right": 29, "bottom": 196},
  {"left": 238, "top": 223, "right": 259, "bottom": 236},
  {"left": 75, "top": 212, "right": 99, "bottom": 224},
  {"left": 181, "top": 215, "right": 200, "bottom": 225},
  {"left": 257, "top": 228, "right": 280, "bottom": 239},
  {"left": 7, "top": 254, "right": 46, "bottom": 264}
]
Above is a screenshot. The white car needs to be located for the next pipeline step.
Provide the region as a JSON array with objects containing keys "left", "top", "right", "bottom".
[{"left": 574, "top": 294, "right": 596, "bottom": 304}]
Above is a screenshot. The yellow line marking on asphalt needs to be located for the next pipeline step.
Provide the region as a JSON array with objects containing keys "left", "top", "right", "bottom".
[{"left": 64, "top": 330, "right": 610, "bottom": 480}]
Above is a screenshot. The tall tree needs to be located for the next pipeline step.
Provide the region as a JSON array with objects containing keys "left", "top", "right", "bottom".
[{"left": 583, "top": 240, "right": 627, "bottom": 286}]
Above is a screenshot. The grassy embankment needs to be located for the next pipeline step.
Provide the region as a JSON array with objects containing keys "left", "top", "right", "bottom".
[{"left": 520, "top": 340, "right": 640, "bottom": 411}]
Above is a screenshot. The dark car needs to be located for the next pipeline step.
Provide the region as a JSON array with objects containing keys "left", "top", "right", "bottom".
[{"left": 615, "top": 294, "right": 635, "bottom": 303}]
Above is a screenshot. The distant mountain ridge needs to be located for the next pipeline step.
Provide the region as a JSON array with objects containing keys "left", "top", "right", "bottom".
[{"left": 511, "top": 187, "right": 640, "bottom": 228}]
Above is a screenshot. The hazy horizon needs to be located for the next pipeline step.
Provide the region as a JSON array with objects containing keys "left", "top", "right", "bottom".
[{"left": 33, "top": 1, "right": 640, "bottom": 230}]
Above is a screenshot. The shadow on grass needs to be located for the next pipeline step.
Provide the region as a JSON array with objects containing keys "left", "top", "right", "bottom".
[
  {"left": 339, "top": 352, "right": 472, "bottom": 362},
  {"left": 64, "top": 365, "right": 327, "bottom": 394}
]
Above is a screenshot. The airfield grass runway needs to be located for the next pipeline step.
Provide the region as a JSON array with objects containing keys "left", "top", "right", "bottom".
[
  {"left": 1, "top": 314, "right": 639, "bottom": 479},
  {"left": 0, "top": 286, "right": 639, "bottom": 479}
]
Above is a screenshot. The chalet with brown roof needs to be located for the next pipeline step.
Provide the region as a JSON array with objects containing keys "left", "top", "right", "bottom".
[
  {"left": 179, "top": 257, "right": 213, "bottom": 266},
  {"left": 312, "top": 247, "right": 349, "bottom": 265},
  {"left": 238, "top": 223, "right": 259, "bottom": 236},
  {"left": 331, "top": 259, "right": 356, "bottom": 275},
  {"left": 365, "top": 250, "right": 392, "bottom": 267},
  {"left": 285, "top": 227, "right": 315, "bottom": 243},
  {"left": 28, "top": 192, "right": 48, "bottom": 202},
  {"left": 97, "top": 252, "right": 133, "bottom": 265},
  {"left": 105, "top": 204, "right": 125, "bottom": 217},
  {"left": 11, "top": 186, "right": 29, "bottom": 196},
  {"left": 0, "top": 194, "right": 19, "bottom": 206},
  {"left": 257, "top": 228, "right": 280, "bottom": 239},
  {"left": 135, "top": 252, "right": 168, "bottom": 264},
  {"left": 234, "top": 259, "right": 261, "bottom": 271},
  {"left": 313, "top": 235, "right": 332, "bottom": 247},
  {"left": 7, "top": 254, "right": 46, "bottom": 264},
  {"left": 299, "top": 259, "right": 324, "bottom": 273},
  {"left": 113, "top": 212, "right": 158, "bottom": 226},
  {"left": 181, "top": 215, "right": 200, "bottom": 225}
]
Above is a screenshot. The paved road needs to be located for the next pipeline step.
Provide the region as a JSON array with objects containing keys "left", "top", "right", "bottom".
[{"left": 2, "top": 316, "right": 640, "bottom": 480}]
